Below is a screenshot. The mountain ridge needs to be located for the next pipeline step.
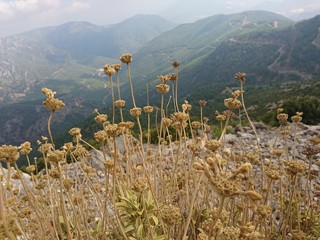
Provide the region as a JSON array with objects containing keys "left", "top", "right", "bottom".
[{"left": 0, "top": 11, "right": 319, "bottom": 147}]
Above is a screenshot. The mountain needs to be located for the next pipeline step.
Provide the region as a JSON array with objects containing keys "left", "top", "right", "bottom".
[
  {"left": 126, "top": 10, "right": 295, "bottom": 99},
  {"left": 1, "top": 11, "right": 320, "bottom": 149},
  {"left": 0, "top": 14, "right": 176, "bottom": 105},
  {"left": 0, "top": 14, "right": 175, "bottom": 145},
  {"left": 123, "top": 11, "right": 320, "bottom": 124}
]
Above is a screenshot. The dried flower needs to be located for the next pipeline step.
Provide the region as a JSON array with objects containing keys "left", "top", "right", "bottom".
[
  {"left": 234, "top": 72, "right": 246, "bottom": 81},
  {"left": 192, "top": 121, "right": 201, "bottom": 129},
  {"left": 161, "top": 204, "right": 182, "bottom": 225},
  {"left": 0, "top": 145, "right": 20, "bottom": 163},
  {"left": 182, "top": 100, "right": 192, "bottom": 112},
  {"left": 277, "top": 112, "right": 289, "bottom": 126},
  {"left": 162, "top": 118, "right": 172, "bottom": 127},
  {"left": 130, "top": 107, "right": 142, "bottom": 117},
  {"left": 156, "top": 83, "right": 170, "bottom": 94},
  {"left": 143, "top": 105, "right": 154, "bottom": 113},
  {"left": 43, "top": 97, "right": 65, "bottom": 111},
  {"left": 172, "top": 60, "right": 180, "bottom": 68},
  {"left": 105, "top": 124, "right": 121, "bottom": 137},
  {"left": 19, "top": 141, "right": 32, "bottom": 155},
  {"left": 284, "top": 160, "right": 307, "bottom": 176},
  {"left": 103, "top": 64, "right": 115, "bottom": 76},
  {"left": 224, "top": 98, "right": 242, "bottom": 110},
  {"left": 47, "top": 150, "right": 66, "bottom": 164},
  {"left": 199, "top": 100, "right": 207, "bottom": 108},
  {"left": 291, "top": 112, "right": 303, "bottom": 123},
  {"left": 205, "top": 139, "right": 221, "bottom": 152},
  {"left": 113, "top": 63, "right": 121, "bottom": 72},
  {"left": 120, "top": 53, "right": 132, "bottom": 64},
  {"left": 158, "top": 75, "right": 171, "bottom": 83},
  {"left": 115, "top": 99, "right": 126, "bottom": 108},
  {"left": 42, "top": 87, "right": 56, "bottom": 99},
  {"left": 95, "top": 114, "right": 108, "bottom": 124},
  {"left": 215, "top": 111, "right": 227, "bottom": 122}
]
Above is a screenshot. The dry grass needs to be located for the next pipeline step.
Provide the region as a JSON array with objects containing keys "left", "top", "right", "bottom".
[{"left": 0, "top": 54, "right": 320, "bottom": 240}]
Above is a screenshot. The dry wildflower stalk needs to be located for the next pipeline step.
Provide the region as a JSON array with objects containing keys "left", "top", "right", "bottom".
[{"left": 0, "top": 55, "right": 319, "bottom": 240}]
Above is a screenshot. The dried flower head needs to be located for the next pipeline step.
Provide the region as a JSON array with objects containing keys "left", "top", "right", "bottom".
[
  {"left": 120, "top": 53, "right": 132, "bottom": 64},
  {"left": 162, "top": 118, "right": 173, "bottom": 127},
  {"left": 113, "top": 63, "right": 121, "bottom": 72},
  {"left": 205, "top": 139, "right": 221, "bottom": 152},
  {"left": 291, "top": 112, "right": 303, "bottom": 123},
  {"left": 114, "top": 99, "right": 126, "bottom": 108},
  {"left": 182, "top": 100, "right": 192, "bottom": 112},
  {"left": 234, "top": 162, "right": 253, "bottom": 176},
  {"left": 158, "top": 75, "right": 171, "bottom": 83},
  {"left": 224, "top": 98, "right": 242, "bottom": 110},
  {"left": 130, "top": 107, "right": 142, "bottom": 117},
  {"left": 234, "top": 72, "right": 246, "bottom": 81},
  {"left": 156, "top": 83, "right": 170, "bottom": 94},
  {"left": 0, "top": 145, "right": 20, "bottom": 163},
  {"left": 42, "top": 87, "right": 56, "bottom": 99},
  {"left": 209, "top": 173, "right": 241, "bottom": 197},
  {"left": 172, "top": 60, "right": 180, "bottom": 68},
  {"left": 43, "top": 97, "right": 65, "bottom": 111},
  {"left": 161, "top": 204, "right": 182, "bottom": 225},
  {"left": 19, "top": 141, "right": 32, "bottom": 155},
  {"left": 215, "top": 111, "right": 227, "bottom": 122},
  {"left": 143, "top": 105, "right": 154, "bottom": 113},
  {"left": 169, "top": 74, "right": 177, "bottom": 81},
  {"left": 103, "top": 64, "right": 115, "bottom": 76},
  {"left": 284, "top": 160, "right": 307, "bottom": 176},
  {"left": 94, "top": 130, "right": 108, "bottom": 143},
  {"left": 277, "top": 112, "right": 288, "bottom": 126},
  {"left": 47, "top": 150, "right": 66, "bottom": 164},
  {"left": 265, "top": 168, "right": 281, "bottom": 180},
  {"left": 192, "top": 121, "right": 201, "bottom": 129},
  {"left": 105, "top": 124, "right": 121, "bottom": 137},
  {"left": 199, "top": 100, "right": 207, "bottom": 107},
  {"left": 95, "top": 114, "right": 108, "bottom": 124}
]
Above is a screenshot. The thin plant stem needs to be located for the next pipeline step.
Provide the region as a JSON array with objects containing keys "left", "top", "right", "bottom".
[
  {"left": 48, "top": 110, "right": 55, "bottom": 147},
  {"left": 126, "top": 63, "right": 136, "bottom": 108}
]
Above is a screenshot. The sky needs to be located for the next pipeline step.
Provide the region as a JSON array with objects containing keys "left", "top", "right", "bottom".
[{"left": 0, "top": 0, "right": 319, "bottom": 37}]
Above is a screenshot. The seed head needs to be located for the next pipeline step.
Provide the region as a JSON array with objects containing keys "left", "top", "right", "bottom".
[
  {"left": 47, "top": 150, "right": 66, "bottom": 164},
  {"left": 114, "top": 99, "right": 126, "bottom": 108},
  {"left": 103, "top": 64, "right": 115, "bottom": 76},
  {"left": 162, "top": 118, "right": 173, "bottom": 127},
  {"left": 143, "top": 105, "right": 154, "bottom": 113},
  {"left": 205, "top": 139, "right": 221, "bottom": 152},
  {"left": 42, "top": 87, "right": 56, "bottom": 99},
  {"left": 291, "top": 112, "right": 303, "bottom": 123},
  {"left": 130, "top": 107, "right": 142, "bottom": 117},
  {"left": 156, "top": 83, "right": 170, "bottom": 94},
  {"left": 182, "top": 100, "right": 192, "bottom": 112},
  {"left": 43, "top": 97, "right": 65, "bottom": 111},
  {"left": 120, "top": 53, "right": 132, "bottom": 64},
  {"left": 199, "top": 100, "right": 207, "bottom": 107},
  {"left": 224, "top": 98, "right": 242, "bottom": 110},
  {"left": 234, "top": 72, "right": 246, "bottom": 81},
  {"left": 105, "top": 124, "right": 121, "bottom": 137},
  {"left": 95, "top": 114, "right": 108, "bottom": 124},
  {"left": 0, "top": 145, "right": 20, "bottom": 163},
  {"left": 172, "top": 60, "right": 180, "bottom": 68},
  {"left": 113, "top": 63, "right": 121, "bottom": 72},
  {"left": 19, "top": 141, "right": 32, "bottom": 155}
]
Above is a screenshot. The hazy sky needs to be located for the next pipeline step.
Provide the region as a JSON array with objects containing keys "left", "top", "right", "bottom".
[{"left": 0, "top": 0, "right": 319, "bottom": 37}]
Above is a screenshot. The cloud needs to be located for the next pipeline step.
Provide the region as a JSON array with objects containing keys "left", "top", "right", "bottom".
[
  {"left": 65, "top": 1, "right": 91, "bottom": 12},
  {"left": 0, "top": 0, "right": 61, "bottom": 18}
]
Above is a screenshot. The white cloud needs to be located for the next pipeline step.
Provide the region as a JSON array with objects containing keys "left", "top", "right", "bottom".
[{"left": 65, "top": 1, "right": 91, "bottom": 12}]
